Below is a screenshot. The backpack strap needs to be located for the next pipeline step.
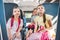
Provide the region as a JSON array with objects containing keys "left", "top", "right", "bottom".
[
  {"left": 16, "top": 18, "right": 21, "bottom": 32},
  {"left": 11, "top": 17, "right": 21, "bottom": 32},
  {"left": 11, "top": 17, "right": 14, "bottom": 28}
]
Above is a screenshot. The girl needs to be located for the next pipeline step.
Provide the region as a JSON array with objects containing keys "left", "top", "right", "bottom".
[
  {"left": 6, "top": 6, "right": 23, "bottom": 40},
  {"left": 31, "top": 8, "right": 38, "bottom": 22},
  {"left": 28, "top": 4, "right": 52, "bottom": 40},
  {"left": 36, "top": 4, "right": 55, "bottom": 40},
  {"left": 26, "top": 8, "right": 37, "bottom": 40},
  {"left": 34, "top": 4, "right": 52, "bottom": 32}
]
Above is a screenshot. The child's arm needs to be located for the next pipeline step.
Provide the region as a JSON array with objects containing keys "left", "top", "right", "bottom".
[
  {"left": 26, "top": 31, "right": 30, "bottom": 40},
  {"left": 34, "top": 25, "right": 37, "bottom": 32},
  {"left": 34, "top": 18, "right": 38, "bottom": 33},
  {"left": 6, "top": 18, "right": 13, "bottom": 39},
  {"left": 7, "top": 27, "right": 13, "bottom": 40},
  {"left": 8, "top": 28, "right": 11, "bottom": 35},
  {"left": 34, "top": 21, "right": 37, "bottom": 32},
  {"left": 18, "top": 26, "right": 22, "bottom": 32}
]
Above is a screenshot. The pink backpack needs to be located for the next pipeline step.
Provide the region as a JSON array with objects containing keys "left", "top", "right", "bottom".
[{"left": 41, "top": 31, "right": 50, "bottom": 40}]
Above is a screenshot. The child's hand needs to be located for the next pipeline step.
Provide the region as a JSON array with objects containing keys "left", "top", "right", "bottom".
[
  {"left": 26, "top": 37, "right": 29, "bottom": 40},
  {"left": 15, "top": 32, "right": 20, "bottom": 39},
  {"left": 15, "top": 32, "right": 19, "bottom": 36},
  {"left": 8, "top": 34, "right": 13, "bottom": 40}
]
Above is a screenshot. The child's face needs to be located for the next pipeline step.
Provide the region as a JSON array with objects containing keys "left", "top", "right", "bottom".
[
  {"left": 37, "top": 6, "right": 45, "bottom": 16},
  {"left": 33, "top": 9, "right": 37, "bottom": 15},
  {"left": 13, "top": 8, "right": 20, "bottom": 17}
]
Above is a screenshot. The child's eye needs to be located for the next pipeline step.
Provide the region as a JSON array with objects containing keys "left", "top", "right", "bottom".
[
  {"left": 38, "top": 8, "right": 40, "bottom": 9},
  {"left": 14, "top": 11, "right": 16, "bottom": 12},
  {"left": 41, "top": 7, "right": 43, "bottom": 9},
  {"left": 18, "top": 11, "right": 19, "bottom": 12}
]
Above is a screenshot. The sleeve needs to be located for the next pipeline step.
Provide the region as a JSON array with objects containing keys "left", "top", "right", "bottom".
[
  {"left": 6, "top": 18, "right": 11, "bottom": 29},
  {"left": 20, "top": 19, "right": 23, "bottom": 27},
  {"left": 46, "top": 14, "right": 53, "bottom": 20}
]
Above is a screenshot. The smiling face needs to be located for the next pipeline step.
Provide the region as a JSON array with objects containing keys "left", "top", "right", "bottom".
[
  {"left": 32, "top": 9, "right": 37, "bottom": 16},
  {"left": 13, "top": 7, "right": 20, "bottom": 18},
  {"left": 37, "top": 5, "right": 45, "bottom": 16}
]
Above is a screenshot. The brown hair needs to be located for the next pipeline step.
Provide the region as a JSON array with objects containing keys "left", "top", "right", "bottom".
[
  {"left": 33, "top": 8, "right": 37, "bottom": 12},
  {"left": 13, "top": 6, "right": 19, "bottom": 9},
  {"left": 37, "top": 4, "right": 43, "bottom": 8}
]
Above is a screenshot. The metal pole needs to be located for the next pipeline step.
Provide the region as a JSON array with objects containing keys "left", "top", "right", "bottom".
[{"left": 0, "top": 0, "right": 8, "bottom": 40}]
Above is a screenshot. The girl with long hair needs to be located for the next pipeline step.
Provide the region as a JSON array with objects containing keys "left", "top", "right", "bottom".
[
  {"left": 6, "top": 6, "right": 23, "bottom": 40},
  {"left": 34, "top": 4, "right": 52, "bottom": 32},
  {"left": 27, "top": 4, "right": 53, "bottom": 40}
]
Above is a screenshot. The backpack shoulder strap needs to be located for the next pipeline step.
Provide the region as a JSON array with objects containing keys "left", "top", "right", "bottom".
[
  {"left": 16, "top": 18, "right": 21, "bottom": 32},
  {"left": 11, "top": 17, "right": 14, "bottom": 28}
]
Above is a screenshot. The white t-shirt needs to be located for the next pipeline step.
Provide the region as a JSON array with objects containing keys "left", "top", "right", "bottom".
[{"left": 6, "top": 18, "right": 23, "bottom": 35}]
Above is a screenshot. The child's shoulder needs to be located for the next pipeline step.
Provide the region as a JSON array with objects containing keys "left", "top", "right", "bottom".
[
  {"left": 20, "top": 18, "right": 23, "bottom": 22},
  {"left": 45, "top": 14, "right": 53, "bottom": 20},
  {"left": 8, "top": 18, "right": 11, "bottom": 21},
  {"left": 34, "top": 16, "right": 39, "bottom": 21}
]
